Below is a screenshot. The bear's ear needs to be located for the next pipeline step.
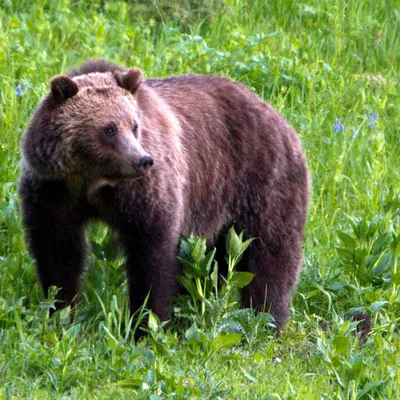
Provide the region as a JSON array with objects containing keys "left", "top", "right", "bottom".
[
  {"left": 50, "top": 75, "right": 79, "bottom": 102},
  {"left": 114, "top": 68, "right": 143, "bottom": 95}
]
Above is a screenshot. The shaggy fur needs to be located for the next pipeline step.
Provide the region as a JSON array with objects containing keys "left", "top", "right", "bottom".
[{"left": 19, "top": 60, "right": 309, "bottom": 332}]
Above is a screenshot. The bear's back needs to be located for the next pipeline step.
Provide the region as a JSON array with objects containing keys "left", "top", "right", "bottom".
[{"left": 66, "top": 60, "right": 302, "bottom": 192}]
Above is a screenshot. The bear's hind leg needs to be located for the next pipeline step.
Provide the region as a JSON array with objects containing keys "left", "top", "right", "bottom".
[{"left": 242, "top": 240, "right": 302, "bottom": 330}]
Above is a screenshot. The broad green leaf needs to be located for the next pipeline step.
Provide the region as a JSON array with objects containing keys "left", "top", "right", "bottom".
[
  {"left": 191, "top": 237, "right": 207, "bottom": 263},
  {"left": 337, "top": 231, "right": 357, "bottom": 251},
  {"left": 64, "top": 323, "right": 81, "bottom": 337},
  {"left": 179, "top": 259, "right": 201, "bottom": 278},
  {"left": 357, "top": 381, "right": 384, "bottom": 398},
  {"left": 365, "top": 253, "right": 380, "bottom": 269},
  {"left": 228, "top": 272, "right": 255, "bottom": 288},
  {"left": 176, "top": 276, "right": 202, "bottom": 300},
  {"left": 211, "top": 333, "right": 242, "bottom": 352},
  {"left": 185, "top": 324, "right": 199, "bottom": 343},
  {"left": 116, "top": 378, "right": 143, "bottom": 389},
  {"left": 200, "top": 247, "right": 216, "bottom": 275},
  {"left": 185, "top": 324, "right": 211, "bottom": 347},
  {"left": 354, "top": 248, "right": 368, "bottom": 266},
  {"left": 367, "top": 214, "right": 383, "bottom": 238},
  {"left": 133, "top": 346, "right": 154, "bottom": 363},
  {"left": 226, "top": 226, "right": 242, "bottom": 259},
  {"left": 391, "top": 271, "right": 400, "bottom": 284},
  {"left": 372, "top": 232, "right": 392, "bottom": 254},
  {"left": 240, "top": 237, "right": 256, "bottom": 254},
  {"left": 179, "top": 238, "right": 192, "bottom": 260},
  {"left": 336, "top": 247, "right": 354, "bottom": 263},
  {"left": 368, "top": 301, "right": 389, "bottom": 314},
  {"left": 326, "top": 282, "right": 345, "bottom": 292},
  {"left": 359, "top": 218, "right": 369, "bottom": 239},
  {"left": 346, "top": 357, "right": 366, "bottom": 380},
  {"left": 371, "top": 252, "right": 392, "bottom": 276},
  {"left": 332, "top": 335, "right": 350, "bottom": 355}
]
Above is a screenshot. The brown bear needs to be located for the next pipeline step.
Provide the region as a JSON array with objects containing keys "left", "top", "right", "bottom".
[{"left": 18, "top": 60, "right": 309, "bottom": 333}]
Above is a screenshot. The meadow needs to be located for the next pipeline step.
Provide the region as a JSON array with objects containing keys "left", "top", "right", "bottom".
[{"left": 1, "top": 0, "right": 400, "bottom": 398}]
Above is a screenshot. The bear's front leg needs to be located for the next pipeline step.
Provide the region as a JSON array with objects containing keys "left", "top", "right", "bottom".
[
  {"left": 122, "top": 226, "right": 180, "bottom": 333},
  {"left": 19, "top": 176, "right": 88, "bottom": 309}
]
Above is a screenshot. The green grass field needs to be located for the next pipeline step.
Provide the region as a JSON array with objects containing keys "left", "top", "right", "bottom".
[{"left": 1, "top": 0, "right": 400, "bottom": 398}]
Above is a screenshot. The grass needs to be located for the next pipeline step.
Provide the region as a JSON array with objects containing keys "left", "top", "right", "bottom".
[{"left": 1, "top": 0, "right": 400, "bottom": 398}]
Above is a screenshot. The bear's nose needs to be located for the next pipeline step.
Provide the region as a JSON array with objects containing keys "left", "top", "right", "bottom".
[{"left": 138, "top": 155, "right": 154, "bottom": 169}]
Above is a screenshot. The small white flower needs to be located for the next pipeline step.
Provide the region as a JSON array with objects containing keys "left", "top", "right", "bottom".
[{"left": 274, "top": 357, "right": 282, "bottom": 363}]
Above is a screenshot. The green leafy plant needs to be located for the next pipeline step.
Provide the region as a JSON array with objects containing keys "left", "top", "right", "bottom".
[
  {"left": 174, "top": 226, "right": 256, "bottom": 330},
  {"left": 315, "top": 319, "right": 385, "bottom": 398},
  {"left": 335, "top": 209, "right": 400, "bottom": 320}
]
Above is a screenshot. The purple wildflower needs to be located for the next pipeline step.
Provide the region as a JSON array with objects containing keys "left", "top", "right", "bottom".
[
  {"left": 333, "top": 120, "right": 344, "bottom": 132},
  {"left": 367, "top": 113, "right": 379, "bottom": 127},
  {"left": 16, "top": 85, "right": 23, "bottom": 96},
  {"left": 352, "top": 130, "right": 356, "bottom": 138},
  {"left": 371, "top": 113, "right": 379, "bottom": 121}
]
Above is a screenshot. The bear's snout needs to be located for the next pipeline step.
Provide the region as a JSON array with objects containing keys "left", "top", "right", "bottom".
[
  {"left": 138, "top": 155, "right": 154, "bottom": 170},
  {"left": 117, "top": 134, "right": 153, "bottom": 176}
]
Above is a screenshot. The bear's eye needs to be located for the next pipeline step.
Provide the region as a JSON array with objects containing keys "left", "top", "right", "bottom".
[
  {"left": 132, "top": 122, "right": 139, "bottom": 136},
  {"left": 103, "top": 123, "right": 118, "bottom": 137}
]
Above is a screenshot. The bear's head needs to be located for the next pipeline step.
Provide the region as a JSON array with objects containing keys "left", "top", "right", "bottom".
[{"left": 22, "top": 68, "right": 154, "bottom": 181}]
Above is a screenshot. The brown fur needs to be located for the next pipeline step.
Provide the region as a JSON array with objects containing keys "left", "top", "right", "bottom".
[{"left": 19, "top": 60, "right": 309, "bottom": 334}]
